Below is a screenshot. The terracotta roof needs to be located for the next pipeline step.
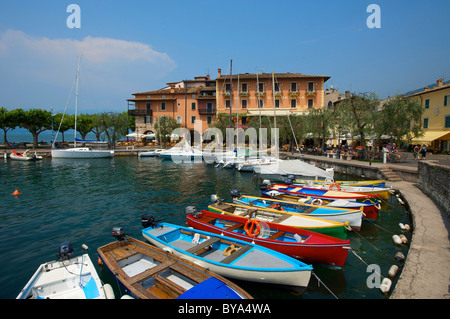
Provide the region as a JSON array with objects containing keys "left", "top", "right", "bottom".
[{"left": 407, "top": 83, "right": 450, "bottom": 97}]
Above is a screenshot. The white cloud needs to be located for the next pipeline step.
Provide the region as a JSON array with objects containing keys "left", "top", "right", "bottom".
[{"left": 0, "top": 29, "right": 177, "bottom": 112}]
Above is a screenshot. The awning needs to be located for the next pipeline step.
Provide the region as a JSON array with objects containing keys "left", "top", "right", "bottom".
[{"left": 409, "top": 130, "right": 450, "bottom": 144}]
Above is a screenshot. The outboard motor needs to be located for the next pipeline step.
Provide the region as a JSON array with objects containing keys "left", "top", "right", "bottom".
[
  {"left": 58, "top": 241, "right": 74, "bottom": 260},
  {"left": 210, "top": 194, "right": 220, "bottom": 203},
  {"left": 260, "top": 179, "right": 271, "bottom": 191},
  {"left": 287, "top": 175, "right": 295, "bottom": 181},
  {"left": 185, "top": 206, "right": 199, "bottom": 218},
  {"left": 230, "top": 189, "right": 241, "bottom": 199},
  {"left": 141, "top": 215, "right": 159, "bottom": 229},
  {"left": 111, "top": 227, "right": 127, "bottom": 242},
  {"left": 283, "top": 178, "right": 293, "bottom": 185}
]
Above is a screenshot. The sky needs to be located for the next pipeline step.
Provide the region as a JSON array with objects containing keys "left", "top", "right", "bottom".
[{"left": 0, "top": 0, "right": 449, "bottom": 114}]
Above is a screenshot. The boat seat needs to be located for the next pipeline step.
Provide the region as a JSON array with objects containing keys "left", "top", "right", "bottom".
[
  {"left": 185, "top": 237, "right": 221, "bottom": 255},
  {"left": 220, "top": 245, "right": 253, "bottom": 264},
  {"left": 128, "top": 260, "right": 176, "bottom": 285},
  {"left": 268, "top": 230, "right": 285, "bottom": 240},
  {"left": 226, "top": 223, "right": 245, "bottom": 231}
]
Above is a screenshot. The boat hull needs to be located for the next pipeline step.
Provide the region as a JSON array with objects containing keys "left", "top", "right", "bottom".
[
  {"left": 208, "top": 202, "right": 349, "bottom": 239},
  {"left": 142, "top": 223, "right": 312, "bottom": 290},
  {"left": 187, "top": 210, "right": 351, "bottom": 268},
  {"left": 51, "top": 148, "right": 114, "bottom": 158}
]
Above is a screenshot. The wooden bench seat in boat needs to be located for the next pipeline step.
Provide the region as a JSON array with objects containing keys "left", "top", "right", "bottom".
[
  {"left": 268, "top": 230, "right": 286, "bottom": 240},
  {"left": 129, "top": 260, "right": 177, "bottom": 285},
  {"left": 226, "top": 222, "right": 245, "bottom": 231},
  {"left": 221, "top": 245, "right": 253, "bottom": 264},
  {"left": 185, "top": 237, "right": 221, "bottom": 255}
]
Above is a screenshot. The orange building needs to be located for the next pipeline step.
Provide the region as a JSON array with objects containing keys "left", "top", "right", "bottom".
[
  {"left": 216, "top": 69, "right": 330, "bottom": 126},
  {"left": 127, "top": 76, "right": 216, "bottom": 136},
  {"left": 127, "top": 70, "right": 330, "bottom": 138}
]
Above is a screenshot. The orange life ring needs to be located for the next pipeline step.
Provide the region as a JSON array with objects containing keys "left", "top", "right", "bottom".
[
  {"left": 329, "top": 183, "right": 341, "bottom": 191},
  {"left": 271, "top": 204, "right": 284, "bottom": 211},
  {"left": 244, "top": 219, "right": 261, "bottom": 237}
]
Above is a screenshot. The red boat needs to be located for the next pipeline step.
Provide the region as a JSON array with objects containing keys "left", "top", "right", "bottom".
[{"left": 186, "top": 209, "right": 351, "bottom": 269}]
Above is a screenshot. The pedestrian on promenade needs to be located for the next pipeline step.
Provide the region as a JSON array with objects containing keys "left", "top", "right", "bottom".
[
  {"left": 413, "top": 145, "right": 420, "bottom": 160},
  {"left": 420, "top": 144, "right": 427, "bottom": 159}
]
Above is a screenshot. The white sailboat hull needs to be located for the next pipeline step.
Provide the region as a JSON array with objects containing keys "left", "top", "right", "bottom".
[{"left": 51, "top": 148, "right": 114, "bottom": 158}]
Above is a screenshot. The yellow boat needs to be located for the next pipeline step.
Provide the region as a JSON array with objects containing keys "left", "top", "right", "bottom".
[{"left": 294, "top": 179, "right": 386, "bottom": 188}]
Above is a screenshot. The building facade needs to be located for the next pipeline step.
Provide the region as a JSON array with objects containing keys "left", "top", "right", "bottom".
[
  {"left": 127, "top": 69, "right": 330, "bottom": 140},
  {"left": 408, "top": 78, "right": 450, "bottom": 152},
  {"left": 215, "top": 69, "right": 330, "bottom": 126}
]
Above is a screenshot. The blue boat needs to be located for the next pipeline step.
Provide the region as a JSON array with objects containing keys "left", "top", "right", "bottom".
[{"left": 141, "top": 218, "right": 313, "bottom": 291}]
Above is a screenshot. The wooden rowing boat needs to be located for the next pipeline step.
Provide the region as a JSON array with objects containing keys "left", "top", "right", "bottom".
[
  {"left": 141, "top": 221, "right": 313, "bottom": 290},
  {"left": 294, "top": 179, "right": 386, "bottom": 188},
  {"left": 208, "top": 202, "right": 350, "bottom": 239},
  {"left": 292, "top": 182, "right": 392, "bottom": 200},
  {"left": 232, "top": 194, "right": 365, "bottom": 229},
  {"left": 97, "top": 229, "right": 252, "bottom": 299},
  {"left": 186, "top": 209, "right": 351, "bottom": 268}
]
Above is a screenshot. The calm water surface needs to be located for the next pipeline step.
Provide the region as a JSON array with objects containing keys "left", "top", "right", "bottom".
[{"left": 0, "top": 156, "right": 412, "bottom": 299}]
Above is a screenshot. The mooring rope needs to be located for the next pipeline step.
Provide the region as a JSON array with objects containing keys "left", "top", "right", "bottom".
[
  {"left": 312, "top": 271, "right": 339, "bottom": 299},
  {"left": 350, "top": 250, "right": 385, "bottom": 280}
]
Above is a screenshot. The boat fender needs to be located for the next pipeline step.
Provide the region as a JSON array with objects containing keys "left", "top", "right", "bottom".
[
  {"left": 223, "top": 244, "right": 238, "bottom": 256},
  {"left": 82, "top": 244, "right": 89, "bottom": 250},
  {"left": 344, "top": 222, "right": 352, "bottom": 231},
  {"left": 98, "top": 256, "right": 103, "bottom": 266},
  {"left": 329, "top": 183, "right": 341, "bottom": 191},
  {"left": 399, "top": 223, "right": 410, "bottom": 231},
  {"left": 392, "top": 235, "right": 402, "bottom": 245},
  {"left": 311, "top": 198, "right": 323, "bottom": 206},
  {"left": 399, "top": 234, "right": 408, "bottom": 244},
  {"left": 394, "top": 252, "right": 405, "bottom": 262},
  {"left": 163, "top": 247, "right": 173, "bottom": 254},
  {"left": 103, "top": 284, "right": 115, "bottom": 299},
  {"left": 121, "top": 295, "right": 134, "bottom": 299},
  {"left": 388, "top": 265, "right": 399, "bottom": 278},
  {"left": 271, "top": 204, "right": 284, "bottom": 211},
  {"left": 380, "top": 278, "right": 392, "bottom": 293}
]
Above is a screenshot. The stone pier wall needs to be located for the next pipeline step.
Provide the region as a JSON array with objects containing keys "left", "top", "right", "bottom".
[{"left": 417, "top": 161, "right": 450, "bottom": 215}]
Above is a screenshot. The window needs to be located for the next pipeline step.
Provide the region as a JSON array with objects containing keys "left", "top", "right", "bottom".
[
  {"left": 290, "top": 82, "right": 297, "bottom": 92},
  {"left": 258, "top": 100, "right": 264, "bottom": 108},
  {"left": 177, "top": 103, "right": 181, "bottom": 107},
  {"left": 241, "top": 99, "right": 247, "bottom": 109},
  {"left": 445, "top": 95, "right": 449, "bottom": 106},
  {"left": 191, "top": 102, "right": 196, "bottom": 110},
  {"left": 308, "top": 82, "right": 314, "bottom": 92},
  {"left": 176, "top": 116, "right": 182, "bottom": 124},
  {"left": 241, "top": 83, "right": 248, "bottom": 93},
  {"left": 146, "top": 103, "right": 151, "bottom": 112},
  {"left": 207, "top": 102, "right": 213, "bottom": 112},
  {"left": 258, "top": 83, "right": 264, "bottom": 93},
  {"left": 327, "top": 101, "right": 333, "bottom": 109},
  {"left": 425, "top": 99, "right": 430, "bottom": 108},
  {"left": 423, "top": 117, "right": 429, "bottom": 128},
  {"left": 274, "top": 82, "right": 280, "bottom": 92},
  {"left": 225, "top": 100, "right": 231, "bottom": 109},
  {"left": 191, "top": 116, "right": 196, "bottom": 124},
  {"left": 191, "top": 94, "right": 196, "bottom": 99},
  {"left": 308, "top": 99, "right": 314, "bottom": 108},
  {"left": 162, "top": 95, "right": 166, "bottom": 98},
  {"left": 291, "top": 99, "right": 297, "bottom": 108},
  {"left": 145, "top": 116, "right": 152, "bottom": 124},
  {"left": 445, "top": 115, "right": 450, "bottom": 128},
  {"left": 161, "top": 102, "right": 166, "bottom": 111},
  {"left": 275, "top": 99, "right": 280, "bottom": 108},
  {"left": 207, "top": 116, "right": 212, "bottom": 125},
  {"left": 225, "top": 83, "right": 231, "bottom": 93}
]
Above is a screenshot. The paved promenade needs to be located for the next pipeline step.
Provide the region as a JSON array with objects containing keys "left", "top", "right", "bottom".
[{"left": 293, "top": 151, "right": 450, "bottom": 299}]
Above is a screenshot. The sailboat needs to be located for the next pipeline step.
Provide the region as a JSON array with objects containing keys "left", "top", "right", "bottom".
[{"left": 51, "top": 58, "right": 114, "bottom": 159}]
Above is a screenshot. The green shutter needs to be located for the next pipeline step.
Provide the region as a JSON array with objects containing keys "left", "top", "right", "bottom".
[{"left": 445, "top": 95, "right": 448, "bottom": 106}]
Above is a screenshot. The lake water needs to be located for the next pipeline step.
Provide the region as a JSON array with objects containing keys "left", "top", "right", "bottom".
[{"left": 0, "top": 156, "right": 412, "bottom": 299}]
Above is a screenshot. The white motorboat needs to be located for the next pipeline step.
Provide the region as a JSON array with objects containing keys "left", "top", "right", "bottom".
[
  {"left": 9, "top": 150, "right": 43, "bottom": 161},
  {"left": 17, "top": 242, "right": 115, "bottom": 299}
]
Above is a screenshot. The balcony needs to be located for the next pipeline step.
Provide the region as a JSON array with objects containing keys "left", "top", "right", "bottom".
[
  {"left": 289, "top": 90, "right": 299, "bottom": 98},
  {"left": 128, "top": 109, "right": 152, "bottom": 117},
  {"left": 306, "top": 90, "right": 316, "bottom": 96},
  {"left": 198, "top": 107, "right": 216, "bottom": 115},
  {"left": 240, "top": 91, "right": 249, "bottom": 97},
  {"left": 255, "top": 91, "right": 265, "bottom": 99},
  {"left": 274, "top": 90, "right": 283, "bottom": 97}
]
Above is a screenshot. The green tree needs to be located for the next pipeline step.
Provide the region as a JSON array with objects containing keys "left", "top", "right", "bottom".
[
  {"left": 76, "top": 113, "right": 94, "bottom": 139},
  {"left": 53, "top": 113, "right": 74, "bottom": 143},
  {"left": 335, "top": 92, "right": 380, "bottom": 157},
  {"left": 306, "top": 108, "right": 335, "bottom": 151},
  {"left": 17, "top": 108, "right": 52, "bottom": 148},
  {"left": 98, "top": 112, "right": 128, "bottom": 148},
  {"left": 212, "top": 113, "right": 235, "bottom": 143},
  {"left": 154, "top": 116, "right": 179, "bottom": 147},
  {"left": 91, "top": 114, "right": 105, "bottom": 141},
  {"left": 375, "top": 95, "right": 424, "bottom": 145},
  {"left": 0, "top": 107, "right": 19, "bottom": 144}
]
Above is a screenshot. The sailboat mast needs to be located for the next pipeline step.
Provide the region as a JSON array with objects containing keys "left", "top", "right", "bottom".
[
  {"left": 74, "top": 57, "right": 80, "bottom": 148},
  {"left": 229, "top": 59, "right": 232, "bottom": 129},
  {"left": 272, "top": 71, "right": 278, "bottom": 158}
]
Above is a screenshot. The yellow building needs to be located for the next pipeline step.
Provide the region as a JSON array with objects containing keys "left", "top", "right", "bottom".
[{"left": 408, "top": 78, "right": 450, "bottom": 152}]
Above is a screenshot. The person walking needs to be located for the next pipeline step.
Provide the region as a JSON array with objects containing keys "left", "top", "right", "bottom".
[
  {"left": 420, "top": 144, "right": 427, "bottom": 160},
  {"left": 413, "top": 145, "right": 420, "bottom": 160}
]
